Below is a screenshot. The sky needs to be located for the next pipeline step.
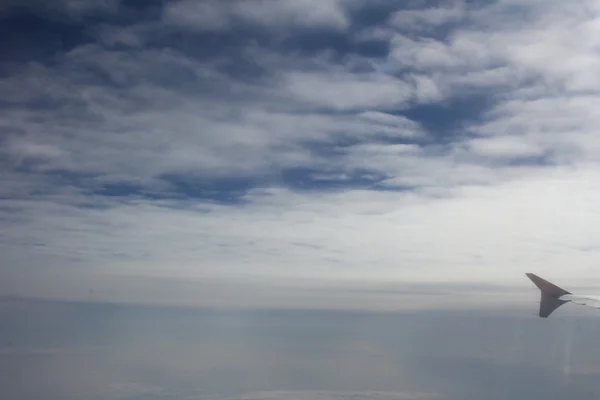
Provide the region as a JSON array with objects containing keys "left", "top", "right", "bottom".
[
  {"left": 4, "top": 0, "right": 600, "bottom": 398},
  {"left": 4, "top": 0, "right": 600, "bottom": 307}
]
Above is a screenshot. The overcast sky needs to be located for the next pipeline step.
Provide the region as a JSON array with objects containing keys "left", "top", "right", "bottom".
[{"left": 3, "top": 0, "right": 600, "bottom": 308}]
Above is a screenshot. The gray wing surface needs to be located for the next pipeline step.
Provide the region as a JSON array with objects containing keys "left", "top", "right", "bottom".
[
  {"left": 526, "top": 273, "right": 570, "bottom": 318},
  {"left": 526, "top": 273, "right": 600, "bottom": 317},
  {"left": 561, "top": 295, "right": 600, "bottom": 309}
]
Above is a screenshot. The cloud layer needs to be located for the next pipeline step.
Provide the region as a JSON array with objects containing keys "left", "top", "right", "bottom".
[
  {"left": 3, "top": 298, "right": 600, "bottom": 399},
  {"left": 3, "top": 0, "right": 600, "bottom": 306}
]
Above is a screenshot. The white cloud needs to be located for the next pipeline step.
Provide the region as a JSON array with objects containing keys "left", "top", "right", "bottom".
[
  {"left": 357, "top": 111, "right": 420, "bottom": 130},
  {"left": 235, "top": 0, "right": 350, "bottom": 30},
  {"left": 0, "top": 44, "right": 428, "bottom": 187},
  {"left": 5, "top": 163, "right": 600, "bottom": 310},
  {"left": 390, "top": 36, "right": 462, "bottom": 71},
  {"left": 469, "top": 95, "right": 600, "bottom": 165},
  {"left": 466, "top": 136, "right": 545, "bottom": 158},
  {"left": 389, "top": 1, "right": 465, "bottom": 31},
  {"left": 383, "top": 1, "right": 600, "bottom": 96},
  {"left": 383, "top": 0, "right": 600, "bottom": 170},
  {"left": 164, "top": 1, "right": 232, "bottom": 31},
  {"left": 465, "top": 6, "right": 600, "bottom": 92},
  {"left": 4, "top": 140, "right": 66, "bottom": 166},
  {"left": 165, "top": 0, "right": 350, "bottom": 32},
  {"left": 410, "top": 74, "right": 444, "bottom": 102},
  {"left": 282, "top": 70, "right": 414, "bottom": 110},
  {"left": 6, "top": 0, "right": 600, "bottom": 310}
]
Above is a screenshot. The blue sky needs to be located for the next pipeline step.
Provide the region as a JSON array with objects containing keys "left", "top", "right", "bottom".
[{"left": 3, "top": 0, "right": 600, "bottom": 308}]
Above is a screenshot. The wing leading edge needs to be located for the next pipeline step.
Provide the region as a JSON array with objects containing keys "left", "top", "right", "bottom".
[{"left": 526, "top": 273, "right": 600, "bottom": 317}]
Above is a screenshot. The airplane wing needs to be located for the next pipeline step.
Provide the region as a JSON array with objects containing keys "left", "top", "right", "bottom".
[
  {"left": 561, "top": 294, "right": 600, "bottom": 309},
  {"left": 526, "top": 273, "right": 600, "bottom": 317}
]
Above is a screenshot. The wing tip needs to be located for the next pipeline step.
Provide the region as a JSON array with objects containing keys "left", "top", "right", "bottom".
[
  {"left": 525, "top": 272, "right": 570, "bottom": 295},
  {"left": 525, "top": 273, "right": 572, "bottom": 318}
]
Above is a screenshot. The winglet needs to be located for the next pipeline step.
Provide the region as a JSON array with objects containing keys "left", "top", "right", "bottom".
[
  {"left": 526, "top": 273, "right": 571, "bottom": 318},
  {"left": 526, "top": 273, "right": 571, "bottom": 297}
]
